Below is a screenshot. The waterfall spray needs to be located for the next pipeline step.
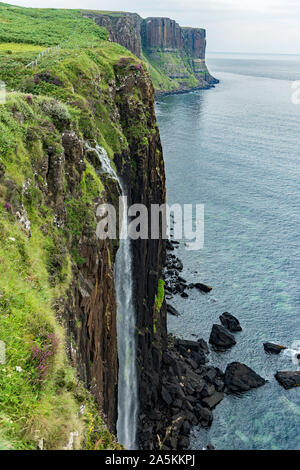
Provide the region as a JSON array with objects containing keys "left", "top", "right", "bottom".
[{"left": 86, "top": 143, "right": 138, "bottom": 449}]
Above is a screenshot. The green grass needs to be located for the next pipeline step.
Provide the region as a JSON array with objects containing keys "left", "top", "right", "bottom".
[
  {"left": 0, "top": 2, "right": 151, "bottom": 450},
  {"left": 0, "top": 42, "right": 44, "bottom": 53},
  {"left": 0, "top": 4, "right": 108, "bottom": 46},
  {"left": 142, "top": 49, "right": 201, "bottom": 92},
  {"left": 155, "top": 278, "right": 165, "bottom": 313}
]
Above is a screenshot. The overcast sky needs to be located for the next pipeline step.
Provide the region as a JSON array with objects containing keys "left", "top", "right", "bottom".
[{"left": 5, "top": 0, "right": 300, "bottom": 54}]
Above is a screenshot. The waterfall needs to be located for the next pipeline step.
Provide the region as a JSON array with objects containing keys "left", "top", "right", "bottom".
[{"left": 85, "top": 143, "right": 138, "bottom": 449}]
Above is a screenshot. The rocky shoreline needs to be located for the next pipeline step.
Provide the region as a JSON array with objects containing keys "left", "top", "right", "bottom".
[
  {"left": 138, "top": 240, "right": 267, "bottom": 450},
  {"left": 155, "top": 78, "right": 219, "bottom": 99}
]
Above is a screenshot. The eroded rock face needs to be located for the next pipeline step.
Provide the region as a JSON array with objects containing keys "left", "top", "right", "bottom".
[
  {"left": 80, "top": 11, "right": 218, "bottom": 93},
  {"left": 182, "top": 27, "right": 206, "bottom": 59},
  {"left": 141, "top": 17, "right": 183, "bottom": 50},
  {"left": 82, "top": 12, "right": 143, "bottom": 57},
  {"left": 40, "top": 63, "right": 167, "bottom": 438}
]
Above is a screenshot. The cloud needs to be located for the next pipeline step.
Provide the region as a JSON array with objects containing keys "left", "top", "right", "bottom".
[{"left": 4, "top": 0, "right": 300, "bottom": 53}]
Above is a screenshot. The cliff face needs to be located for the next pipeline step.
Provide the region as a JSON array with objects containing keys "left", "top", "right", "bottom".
[
  {"left": 0, "top": 5, "right": 166, "bottom": 446},
  {"left": 141, "top": 17, "right": 183, "bottom": 50},
  {"left": 82, "top": 11, "right": 143, "bottom": 57},
  {"left": 81, "top": 11, "right": 218, "bottom": 94},
  {"left": 113, "top": 62, "right": 167, "bottom": 443},
  {"left": 182, "top": 27, "right": 206, "bottom": 59}
]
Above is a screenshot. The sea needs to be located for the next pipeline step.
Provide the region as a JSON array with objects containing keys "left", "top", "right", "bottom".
[{"left": 155, "top": 52, "right": 300, "bottom": 450}]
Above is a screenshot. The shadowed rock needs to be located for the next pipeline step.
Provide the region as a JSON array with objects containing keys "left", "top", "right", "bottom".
[
  {"left": 263, "top": 343, "right": 286, "bottom": 354},
  {"left": 167, "top": 304, "right": 180, "bottom": 316},
  {"left": 194, "top": 282, "right": 212, "bottom": 293},
  {"left": 225, "top": 362, "right": 267, "bottom": 392},
  {"left": 201, "top": 391, "right": 224, "bottom": 409},
  {"left": 220, "top": 312, "right": 242, "bottom": 332},
  {"left": 209, "top": 324, "right": 236, "bottom": 350},
  {"left": 275, "top": 371, "right": 300, "bottom": 389}
]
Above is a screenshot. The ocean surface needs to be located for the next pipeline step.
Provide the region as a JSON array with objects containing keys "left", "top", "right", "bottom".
[{"left": 155, "top": 52, "right": 300, "bottom": 450}]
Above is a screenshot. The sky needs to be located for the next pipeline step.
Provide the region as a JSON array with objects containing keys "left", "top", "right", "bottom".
[{"left": 4, "top": 0, "right": 300, "bottom": 54}]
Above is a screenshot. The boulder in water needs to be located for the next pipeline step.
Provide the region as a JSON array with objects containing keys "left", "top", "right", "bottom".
[
  {"left": 167, "top": 304, "right": 180, "bottom": 316},
  {"left": 194, "top": 282, "right": 212, "bottom": 293},
  {"left": 220, "top": 312, "right": 242, "bottom": 332},
  {"left": 275, "top": 371, "right": 300, "bottom": 390},
  {"left": 209, "top": 324, "right": 236, "bottom": 350},
  {"left": 224, "top": 362, "right": 267, "bottom": 392},
  {"left": 263, "top": 342, "right": 286, "bottom": 354}
]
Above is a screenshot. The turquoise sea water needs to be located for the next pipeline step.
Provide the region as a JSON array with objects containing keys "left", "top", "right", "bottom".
[{"left": 156, "top": 53, "right": 300, "bottom": 450}]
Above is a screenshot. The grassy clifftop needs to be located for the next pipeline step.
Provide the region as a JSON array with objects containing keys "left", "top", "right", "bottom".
[{"left": 0, "top": 2, "right": 153, "bottom": 449}]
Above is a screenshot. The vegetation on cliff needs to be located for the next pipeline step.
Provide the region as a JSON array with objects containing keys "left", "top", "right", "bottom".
[
  {"left": 0, "top": 2, "right": 160, "bottom": 449},
  {"left": 80, "top": 10, "right": 217, "bottom": 94}
]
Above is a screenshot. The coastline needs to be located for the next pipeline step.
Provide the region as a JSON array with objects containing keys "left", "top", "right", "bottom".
[{"left": 155, "top": 78, "right": 220, "bottom": 98}]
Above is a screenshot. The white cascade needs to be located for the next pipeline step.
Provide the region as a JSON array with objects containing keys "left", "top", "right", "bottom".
[{"left": 85, "top": 143, "right": 138, "bottom": 449}]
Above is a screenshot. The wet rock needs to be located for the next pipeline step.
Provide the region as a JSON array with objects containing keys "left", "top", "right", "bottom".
[
  {"left": 207, "top": 443, "right": 216, "bottom": 450},
  {"left": 194, "top": 282, "right": 212, "bottom": 293},
  {"left": 220, "top": 312, "right": 242, "bottom": 332},
  {"left": 175, "top": 338, "right": 203, "bottom": 352},
  {"left": 197, "top": 338, "right": 209, "bottom": 354},
  {"left": 202, "top": 391, "right": 224, "bottom": 409},
  {"left": 209, "top": 324, "right": 236, "bottom": 350},
  {"left": 195, "top": 405, "right": 213, "bottom": 427},
  {"left": 167, "top": 304, "right": 180, "bottom": 316},
  {"left": 225, "top": 362, "right": 267, "bottom": 392},
  {"left": 263, "top": 343, "right": 286, "bottom": 354},
  {"left": 275, "top": 371, "right": 300, "bottom": 389}
]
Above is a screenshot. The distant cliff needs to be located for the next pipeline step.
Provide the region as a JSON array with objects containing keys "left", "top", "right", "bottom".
[{"left": 81, "top": 11, "right": 218, "bottom": 94}]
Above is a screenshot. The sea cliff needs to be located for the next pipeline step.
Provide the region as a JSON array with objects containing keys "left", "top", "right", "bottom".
[
  {"left": 82, "top": 11, "right": 218, "bottom": 94},
  {"left": 0, "top": 3, "right": 166, "bottom": 448}
]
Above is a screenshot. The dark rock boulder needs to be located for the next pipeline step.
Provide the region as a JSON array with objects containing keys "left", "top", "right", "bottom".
[
  {"left": 202, "top": 391, "right": 224, "bottom": 409},
  {"left": 209, "top": 324, "right": 236, "bottom": 350},
  {"left": 225, "top": 362, "right": 267, "bottom": 392},
  {"left": 166, "top": 239, "right": 174, "bottom": 251},
  {"left": 220, "top": 312, "right": 242, "bottom": 332},
  {"left": 197, "top": 338, "right": 209, "bottom": 354},
  {"left": 275, "top": 371, "right": 300, "bottom": 389},
  {"left": 194, "top": 282, "right": 212, "bottom": 293},
  {"left": 207, "top": 443, "right": 216, "bottom": 450},
  {"left": 175, "top": 338, "right": 202, "bottom": 352},
  {"left": 167, "top": 304, "right": 180, "bottom": 316},
  {"left": 263, "top": 342, "right": 286, "bottom": 354},
  {"left": 195, "top": 405, "right": 213, "bottom": 427}
]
